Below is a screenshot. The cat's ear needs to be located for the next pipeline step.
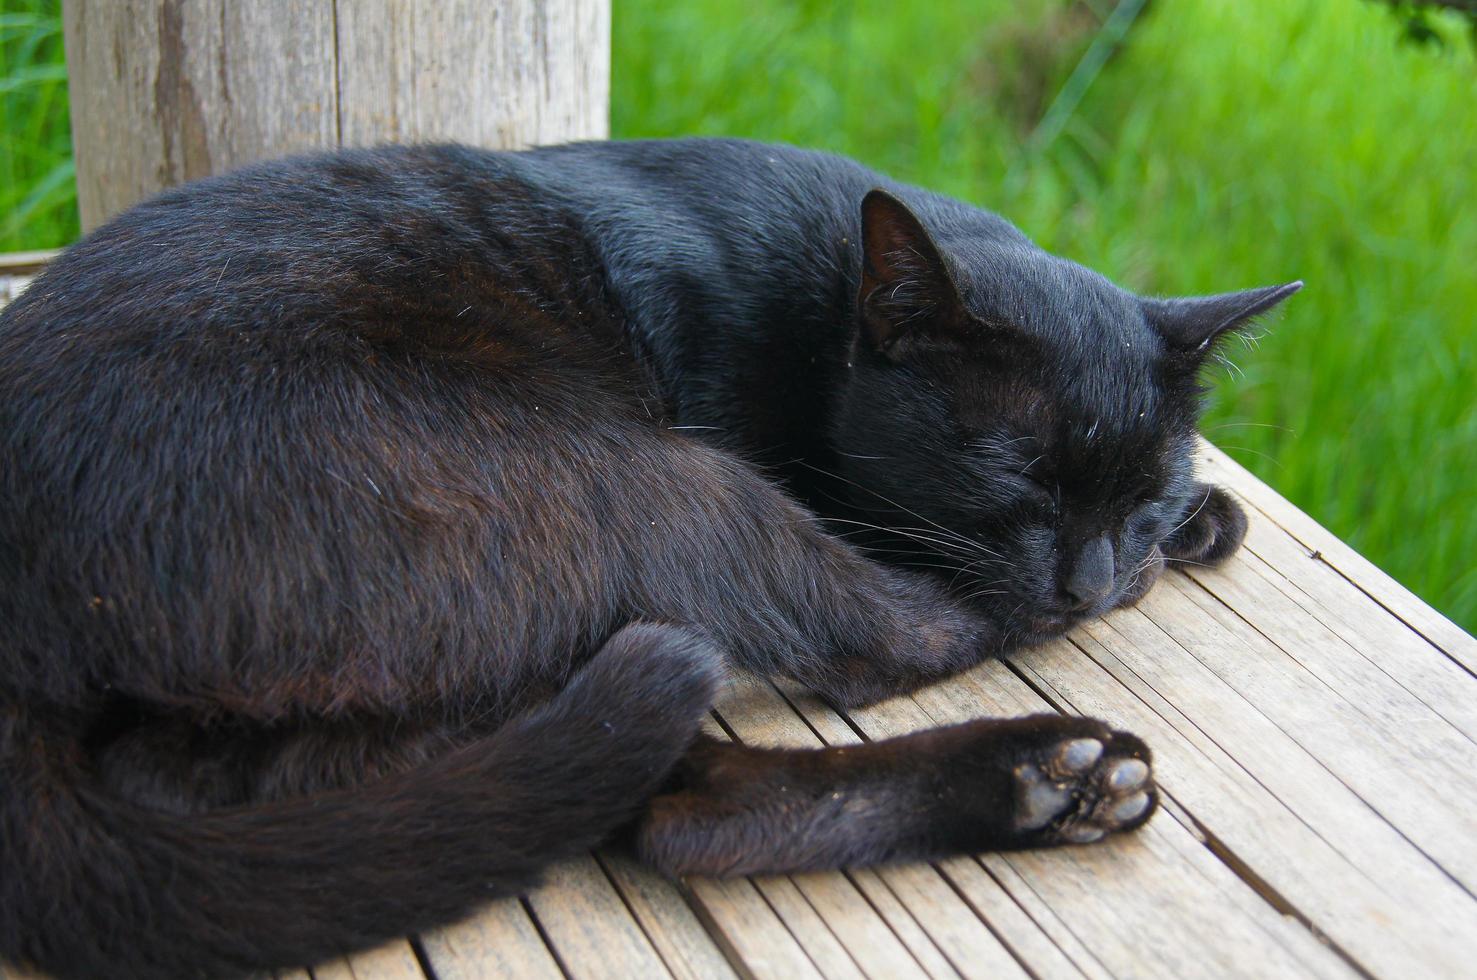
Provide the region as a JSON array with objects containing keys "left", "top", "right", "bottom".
[
  {"left": 1144, "top": 281, "right": 1302, "bottom": 363},
  {"left": 858, "top": 189, "right": 968, "bottom": 356}
]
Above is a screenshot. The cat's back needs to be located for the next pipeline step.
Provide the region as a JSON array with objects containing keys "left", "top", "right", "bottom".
[
  {"left": 0, "top": 144, "right": 654, "bottom": 698},
  {"left": 0, "top": 144, "right": 596, "bottom": 354}
]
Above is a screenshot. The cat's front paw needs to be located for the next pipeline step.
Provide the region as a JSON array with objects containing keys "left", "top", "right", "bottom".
[
  {"left": 1009, "top": 722, "right": 1156, "bottom": 845},
  {"left": 1162, "top": 482, "right": 1247, "bottom": 567}
]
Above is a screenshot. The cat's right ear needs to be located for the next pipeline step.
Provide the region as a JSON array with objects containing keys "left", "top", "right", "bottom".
[
  {"left": 858, "top": 189, "right": 968, "bottom": 357},
  {"left": 1143, "top": 281, "right": 1303, "bottom": 366}
]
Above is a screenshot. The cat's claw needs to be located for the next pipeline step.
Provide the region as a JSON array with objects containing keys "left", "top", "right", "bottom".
[{"left": 1012, "top": 734, "right": 1156, "bottom": 844}]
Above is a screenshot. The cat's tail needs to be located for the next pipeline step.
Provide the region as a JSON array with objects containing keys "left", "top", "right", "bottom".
[{"left": 0, "top": 623, "right": 721, "bottom": 980}]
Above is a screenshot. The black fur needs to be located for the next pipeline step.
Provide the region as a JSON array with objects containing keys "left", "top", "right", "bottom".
[{"left": 0, "top": 138, "right": 1298, "bottom": 978}]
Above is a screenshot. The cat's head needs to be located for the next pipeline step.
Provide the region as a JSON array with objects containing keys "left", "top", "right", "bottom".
[{"left": 831, "top": 189, "right": 1300, "bottom": 641}]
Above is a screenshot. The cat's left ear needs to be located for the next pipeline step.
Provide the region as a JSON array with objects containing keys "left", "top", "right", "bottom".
[
  {"left": 858, "top": 189, "right": 968, "bottom": 356},
  {"left": 1143, "top": 281, "right": 1303, "bottom": 363}
]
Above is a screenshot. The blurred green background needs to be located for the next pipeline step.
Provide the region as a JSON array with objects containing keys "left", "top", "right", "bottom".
[{"left": 3, "top": 0, "right": 1474, "bottom": 632}]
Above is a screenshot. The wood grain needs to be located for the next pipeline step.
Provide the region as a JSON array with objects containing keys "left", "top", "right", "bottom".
[
  {"left": 335, "top": 0, "right": 609, "bottom": 150},
  {"left": 312, "top": 940, "right": 425, "bottom": 980},
  {"left": 418, "top": 896, "right": 563, "bottom": 980},
  {"left": 1198, "top": 441, "right": 1477, "bottom": 669},
  {"left": 62, "top": 0, "right": 610, "bottom": 230},
  {"left": 523, "top": 854, "right": 673, "bottom": 978},
  {"left": 598, "top": 853, "right": 741, "bottom": 980}
]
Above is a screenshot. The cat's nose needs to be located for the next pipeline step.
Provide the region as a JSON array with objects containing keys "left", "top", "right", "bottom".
[{"left": 1065, "top": 535, "right": 1115, "bottom": 609}]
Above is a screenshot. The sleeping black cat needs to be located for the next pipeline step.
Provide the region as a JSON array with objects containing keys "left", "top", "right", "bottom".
[{"left": 0, "top": 138, "right": 1298, "bottom": 979}]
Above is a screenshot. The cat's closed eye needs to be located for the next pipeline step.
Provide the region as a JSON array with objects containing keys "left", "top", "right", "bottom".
[
  {"left": 1019, "top": 470, "right": 1055, "bottom": 495},
  {"left": 1124, "top": 500, "right": 1175, "bottom": 540}
]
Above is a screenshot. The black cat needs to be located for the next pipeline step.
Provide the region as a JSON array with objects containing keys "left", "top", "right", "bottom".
[{"left": 0, "top": 138, "right": 1298, "bottom": 979}]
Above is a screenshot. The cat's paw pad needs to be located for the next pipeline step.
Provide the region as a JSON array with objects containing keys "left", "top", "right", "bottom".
[{"left": 1012, "top": 733, "right": 1155, "bottom": 843}]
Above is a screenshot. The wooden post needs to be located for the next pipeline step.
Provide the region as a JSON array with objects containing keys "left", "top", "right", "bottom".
[{"left": 63, "top": 0, "right": 610, "bottom": 231}]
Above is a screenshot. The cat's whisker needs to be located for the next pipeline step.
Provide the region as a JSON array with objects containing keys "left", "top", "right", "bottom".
[
  {"left": 820, "top": 515, "right": 999, "bottom": 564},
  {"left": 1219, "top": 444, "right": 1284, "bottom": 469},
  {"left": 1206, "top": 421, "right": 1291, "bottom": 433},
  {"left": 1165, "top": 486, "right": 1214, "bottom": 539},
  {"left": 796, "top": 460, "right": 981, "bottom": 547},
  {"left": 1122, "top": 553, "right": 1160, "bottom": 595},
  {"left": 898, "top": 560, "right": 986, "bottom": 577},
  {"left": 821, "top": 516, "right": 992, "bottom": 563},
  {"left": 886, "top": 526, "right": 1006, "bottom": 559},
  {"left": 808, "top": 484, "right": 998, "bottom": 566},
  {"left": 948, "top": 559, "right": 1010, "bottom": 589}
]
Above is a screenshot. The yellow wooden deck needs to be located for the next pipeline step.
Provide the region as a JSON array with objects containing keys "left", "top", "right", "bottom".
[{"left": 3, "top": 260, "right": 1475, "bottom": 979}]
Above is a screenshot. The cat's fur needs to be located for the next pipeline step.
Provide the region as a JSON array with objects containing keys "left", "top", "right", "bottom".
[{"left": 0, "top": 138, "right": 1298, "bottom": 979}]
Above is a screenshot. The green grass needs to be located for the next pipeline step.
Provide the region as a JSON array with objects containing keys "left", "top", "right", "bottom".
[
  {"left": 0, "top": 0, "right": 74, "bottom": 250},
  {"left": 3, "top": 1, "right": 1473, "bottom": 631},
  {"left": 614, "top": 0, "right": 1477, "bottom": 632}
]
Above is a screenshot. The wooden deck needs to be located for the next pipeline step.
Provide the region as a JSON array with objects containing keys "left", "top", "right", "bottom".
[{"left": 3, "top": 264, "right": 1475, "bottom": 979}]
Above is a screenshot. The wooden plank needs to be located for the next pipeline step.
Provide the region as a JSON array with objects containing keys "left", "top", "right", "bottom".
[
  {"left": 686, "top": 876, "right": 826, "bottom": 980},
  {"left": 940, "top": 855, "right": 1107, "bottom": 980},
  {"left": 677, "top": 723, "right": 834, "bottom": 979},
  {"left": 419, "top": 896, "right": 563, "bottom": 980},
  {"left": 746, "top": 875, "right": 868, "bottom": 980},
  {"left": 1008, "top": 647, "right": 1370, "bottom": 977},
  {"left": 841, "top": 868, "right": 963, "bottom": 980},
  {"left": 0, "top": 250, "right": 56, "bottom": 275},
  {"left": 335, "top": 0, "right": 609, "bottom": 150},
  {"left": 312, "top": 939, "right": 425, "bottom": 979},
  {"left": 778, "top": 681, "right": 1070, "bottom": 980},
  {"left": 1193, "top": 529, "right": 1477, "bottom": 752},
  {"left": 1198, "top": 441, "right": 1477, "bottom": 670},
  {"left": 716, "top": 682, "right": 930, "bottom": 979},
  {"left": 933, "top": 856, "right": 1098, "bottom": 980},
  {"left": 1064, "top": 591, "right": 1477, "bottom": 977},
  {"left": 63, "top": 0, "right": 340, "bottom": 229},
  {"left": 1232, "top": 512, "right": 1477, "bottom": 740},
  {"left": 843, "top": 659, "right": 1358, "bottom": 980},
  {"left": 1148, "top": 568, "right": 1477, "bottom": 893},
  {"left": 599, "top": 853, "right": 740, "bottom": 980},
  {"left": 1196, "top": 538, "right": 1477, "bottom": 742},
  {"left": 524, "top": 855, "right": 672, "bottom": 978},
  {"left": 0, "top": 251, "right": 43, "bottom": 311},
  {"left": 63, "top": 0, "right": 611, "bottom": 230}
]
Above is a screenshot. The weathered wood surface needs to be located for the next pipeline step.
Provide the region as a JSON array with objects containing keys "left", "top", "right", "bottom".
[
  {"left": 62, "top": 0, "right": 610, "bottom": 230},
  {"left": 2, "top": 270, "right": 1474, "bottom": 977}
]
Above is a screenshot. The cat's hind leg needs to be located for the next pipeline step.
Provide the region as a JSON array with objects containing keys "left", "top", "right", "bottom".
[{"left": 635, "top": 715, "right": 1155, "bottom": 876}]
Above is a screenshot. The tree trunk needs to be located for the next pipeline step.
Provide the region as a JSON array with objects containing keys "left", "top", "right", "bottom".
[{"left": 63, "top": 0, "right": 610, "bottom": 231}]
